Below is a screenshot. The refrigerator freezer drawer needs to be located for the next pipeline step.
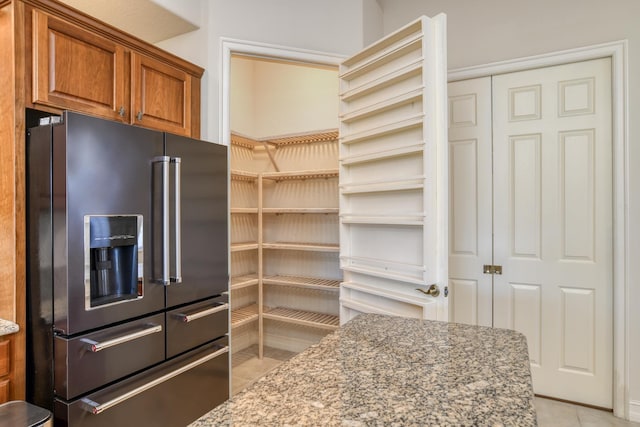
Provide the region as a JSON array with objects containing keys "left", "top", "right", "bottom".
[
  {"left": 55, "top": 337, "right": 229, "bottom": 427},
  {"left": 55, "top": 313, "right": 165, "bottom": 400},
  {"left": 166, "top": 295, "right": 229, "bottom": 358}
]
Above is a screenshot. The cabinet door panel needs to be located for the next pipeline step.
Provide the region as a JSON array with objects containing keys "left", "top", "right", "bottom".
[
  {"left": 0, "top": 338, "right": 9, "bottom": 403},
  {"left": 132, "top": 53, "right": 192, "bottom": 136},
  {"left": 32, "top": 11, "right": 127, "bottom": 121}
]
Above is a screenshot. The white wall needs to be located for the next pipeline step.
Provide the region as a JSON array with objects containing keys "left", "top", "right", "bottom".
[
  {"left": 378, "top": 0, "right": 640, "bottom": 419},
  {"left": 150, "top": 0, "right": 203, "bottom": 27},
  {"left": 252, "top": 60, "right": 338, "bottom": 136},
  {"left": 235, "top": 57, "right": 338, "bottom": 137},
  {"left": 362, "top": 0, "right": 384, "bottom": 46},
  {"left": 229, "top": 56, "right": 255, "bottom": 136}
]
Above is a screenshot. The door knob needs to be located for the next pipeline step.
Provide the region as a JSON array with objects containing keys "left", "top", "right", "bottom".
[
  {"left": 136, "top": 111, "right": 143, "bottom": 121},
  {"left": 416, "top": 284, "right": 440, "bottom": 297}
]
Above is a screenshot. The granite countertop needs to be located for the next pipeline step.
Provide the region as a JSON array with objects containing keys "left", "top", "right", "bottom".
[
  {"left": 192, "top": 314, "right": 537, "bottom": 426},
  {"left": 0, "top": 319, "right": 19, "bottom": 337}
]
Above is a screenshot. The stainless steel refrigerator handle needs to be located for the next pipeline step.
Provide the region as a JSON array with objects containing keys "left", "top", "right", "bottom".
[
  {"left": 170, "top": 157, "right": 182, "bottom": 283},
  {"left": 153, "top": 156, "right": 170, "bottom": 285},
  {"left": 80, "top": 324, "right": 163, "bottom": 353},
  {"left": 174, "top": 303, "right": 229, "bottom": 323},
  {"left": 80, "top": 346, "right": 229, "bottom": 415}
]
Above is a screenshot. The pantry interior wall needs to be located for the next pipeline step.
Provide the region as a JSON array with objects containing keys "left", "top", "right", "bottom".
[{"left": 229, "top": 56, "right": 340, "bottom": 356}]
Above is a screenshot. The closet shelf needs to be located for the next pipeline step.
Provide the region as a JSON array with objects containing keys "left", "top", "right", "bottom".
[
  {"left": 340, "top": 142, "right": 424, "bottom": 165},
  {"left": 339, "top": 114, "right": 424, "bottom": 145},
  {"left": 262, "top": 207, "right": 339, "bottom": 214},
  {"left": 230, "top": 242, "right": 259, "bottom": 252},
  {"left": 340, "top": 60, "right": 422, "bottom": 102},
  {"left": 231, "top": 274, "right": 259, "bottom": 290},
  {"left": 262, "top": 242, "right": 340, "bottom": 252},
  {"left": 231, "top": 133, "right": 261, "bottom": 149},
  {"left": 340, "top": 281, "right": 437, "bottom": 320},
  {"left": 261, "top": 169, "right": 339, "bottom": 181},
  {"left": 339, "top": 296, "right": 399, "bottom": 317},
  {"left": 340, "top": 87, "right": 423, "bottom": 124},
  {"left": 263, "top": 307, "right": 339, "bottom": 330},
  {"left": 340, "top": 176, "right": 424, "bottom": 194},
  {"left": 231, "top": 170, "right": 259, "bottom": 181},
  {"left": 340, "top": 35, "right": 422, "bottom": 82},
  {"left": 342, "top": 281, "right": 438, "bottom": 305},
  {"left": 341, "top": 18, "right": 423, "bottom": 70},
  {"left": 340, "top": 213, "right": 424, "bottom": 226},
  {"left": 230, "top": 128, "right": 342, "bottom": 357},
  {"left": 340, "top": 255, "right": 425, "bottom": 285},
  {"left": 262, "top": 275, "right": 340, "bottom": 291},
  {"left": 231, "top": 207, "right": 259, "bottom": 214},
  {"left": 264, "top": 130, "right": 338, "bottom": 146},
  {"left": 231, "top": 304, "right": 259, "bottom": 328}
]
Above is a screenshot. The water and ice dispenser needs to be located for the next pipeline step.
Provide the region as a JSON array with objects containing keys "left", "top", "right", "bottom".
[{"left": 84, "top": 215, "right": 143, "bottom": 309}]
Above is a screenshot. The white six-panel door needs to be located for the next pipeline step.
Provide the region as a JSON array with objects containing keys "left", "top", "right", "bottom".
[
  {"left": 493, "top": 58, "right": 612, "bottom": 408},
  {"left": 448, "top": 77, "right": 493, "bottom": 327},
  {"left": 449, "top": 58, "right": 613, "bottom": 408}
]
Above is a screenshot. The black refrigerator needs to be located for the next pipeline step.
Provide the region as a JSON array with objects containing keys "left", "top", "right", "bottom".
[{"left": 26, "top": 111, "right": 229, "bottom": 427}]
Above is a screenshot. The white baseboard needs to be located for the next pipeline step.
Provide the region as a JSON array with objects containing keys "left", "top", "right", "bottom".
[{"left": 629, "top": 400, "right": 640, "bottom": 422}]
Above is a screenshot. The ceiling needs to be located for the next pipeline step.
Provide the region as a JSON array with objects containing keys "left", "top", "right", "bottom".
[{"left": 58, "top": 0, "right": 198, "bottom": 43}]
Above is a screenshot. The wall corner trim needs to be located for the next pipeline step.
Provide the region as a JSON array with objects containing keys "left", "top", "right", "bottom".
[{"left": 629, "top": 400, "right": 640, "bottom": 422}]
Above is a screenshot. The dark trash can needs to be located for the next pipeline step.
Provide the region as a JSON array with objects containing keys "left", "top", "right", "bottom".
[{"left": 0, "top": 401, "right": 52, "bottom": 426}]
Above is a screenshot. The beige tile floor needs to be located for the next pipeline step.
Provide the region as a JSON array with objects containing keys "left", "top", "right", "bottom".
[
  {"left": 232, "top": 348, "right": 640, "bottom": 426},
  {"left": 535, "top": 397, "right": 640, "bottom": 427},
  {"left": 231, "top": 345, "right": 296, "bottom": 395}
]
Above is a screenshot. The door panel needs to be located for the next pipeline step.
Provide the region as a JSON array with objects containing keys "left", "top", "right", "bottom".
[
  {"left": 510, "top": 283, "right": 542, "bottom": 365},
  {"left": 492, "top": 58, "right": 612, "bottom": 407},
  {"left": 132, "top": 53, "right": 192, "bottom": 136},
  {"left": 447, "top": 77, "right": 492, "bottom": 326}
]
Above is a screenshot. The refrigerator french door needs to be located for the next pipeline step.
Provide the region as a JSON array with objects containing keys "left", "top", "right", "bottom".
[
  {"left": 165, "top": 133, "right": 228, "bottom": 307},
  {"left": 26, "top": 111, "right": 229, "bottom": 427}
]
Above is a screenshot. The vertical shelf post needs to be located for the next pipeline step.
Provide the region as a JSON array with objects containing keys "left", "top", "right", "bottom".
[{"left": 258, "top": 173, "right": 264, "bottom": 359}]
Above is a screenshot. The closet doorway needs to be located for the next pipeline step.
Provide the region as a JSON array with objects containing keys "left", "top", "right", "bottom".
[
  {"left": 448, "top": 57, "right": 613, "bottom": 408},
  {"left": 225, "top": 46, "right": 341, "bottom": 394}
]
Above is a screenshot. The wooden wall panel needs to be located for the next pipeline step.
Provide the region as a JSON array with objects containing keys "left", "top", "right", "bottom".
[{"left": 0, "top": 0, "right": 16, "bottom": 324}]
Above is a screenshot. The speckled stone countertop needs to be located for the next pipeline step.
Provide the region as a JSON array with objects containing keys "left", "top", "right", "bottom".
[
  {"left": 0, "top": 319, "right": 19, "bottom": 337},
  {"left": 192, "top": 314, "right": 536, "bottom": 426}
]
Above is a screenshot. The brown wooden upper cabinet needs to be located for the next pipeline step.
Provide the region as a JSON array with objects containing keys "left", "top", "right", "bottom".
[
  {"left": 32, "top": 10, "right": 128, "bottom": 122},
  {"left": 31, "top": 10, "right": 198, "bottom": 137},
  {"left": 132, "top": 53, "right": 192, "bottom": 136}
]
